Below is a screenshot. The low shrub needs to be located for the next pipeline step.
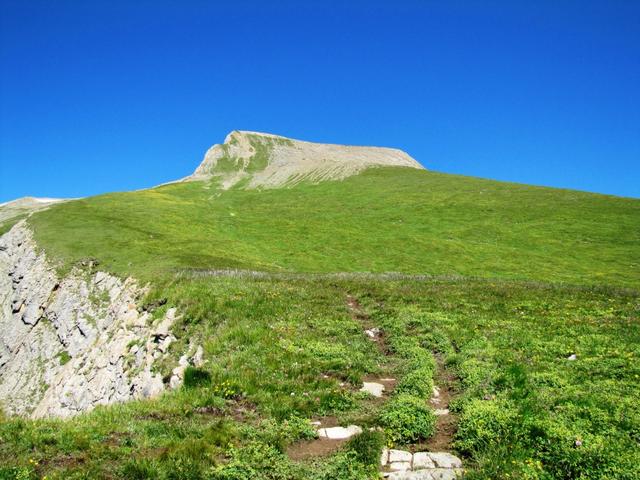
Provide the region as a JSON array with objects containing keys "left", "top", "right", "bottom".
[
  {"left": 0, "top": 466, "right": 36, "bottom": 480},
  {"left": 183, "top": 367, "right": 211, "bottom": 388},
  {"left": 378, "top": 394, "right": 436, "bottom": 444},
  {"left": 210, "top": 442, "right": 295, "bottom": 480},
  {"left": 120, "top": 458, "right": 159, "bottom": 480},
  {"left": 312, "top": 451, "right": 375, "bottom": 480},
  {"left": 394, "top": 366, "right": 435, "bottom": 398},
  {"left": 453, "top": 397, "right": 518, "bottom": 454},
  {"left": 345, "top": 430, "right": 385, "bottom": 467}
]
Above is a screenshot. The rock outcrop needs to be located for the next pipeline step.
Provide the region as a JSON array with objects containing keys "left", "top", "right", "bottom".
[
  {"left": 186, "top": 130, "right": 424, "bottom": 189},
  {"left": 0, "top": 221, "right": 180, "bottom": 418}
]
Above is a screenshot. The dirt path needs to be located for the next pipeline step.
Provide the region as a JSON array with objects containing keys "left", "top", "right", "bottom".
[
  {"left": 425, "top": 353, "right": 458, "bottom": 452},
  {"left": 346, "top": 295, "right": 391, "bottom": 354}
]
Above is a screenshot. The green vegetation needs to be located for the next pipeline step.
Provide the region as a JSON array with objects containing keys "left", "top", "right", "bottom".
[
  {"left": 1, "top": 276, "right": 637, "bottom": 479},
  {"left": 27, "top": 167, "right": 640, "bottom": 286},
  {"left": 1, "top": 166, "right": 638, "bottom": 478},
  {"left": 205, "top": 133, "right": 293, "bottom": 178},
  {"left": 0, "top": 213, "right": 27, "bottom": 236},
  {"left": 56, "top": 351, "right": 71, "bottom": 366},
  {"left": 378, "top": 394, "right": 436, "bottom": 444},
  {"left": 183, "top": 367, "right": 213, "bottom": 389}
]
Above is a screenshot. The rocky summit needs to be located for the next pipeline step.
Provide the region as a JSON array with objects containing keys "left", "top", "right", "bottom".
[{"left": 187, "top": 130, "right": 424, "bottom": 189}]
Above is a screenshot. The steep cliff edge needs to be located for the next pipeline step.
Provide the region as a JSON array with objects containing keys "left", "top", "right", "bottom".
[{"left": 0, "top": 222, "right": 188, "bottom": 418}]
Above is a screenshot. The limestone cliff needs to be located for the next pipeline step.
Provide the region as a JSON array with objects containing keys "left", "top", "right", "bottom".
[{"left": 0, "top": 222, "right": 187, "bottom": 418}]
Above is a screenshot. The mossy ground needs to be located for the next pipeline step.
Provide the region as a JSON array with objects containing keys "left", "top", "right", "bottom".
[{"left": 1, "top": 168, "right": 639, "bottom": 479}]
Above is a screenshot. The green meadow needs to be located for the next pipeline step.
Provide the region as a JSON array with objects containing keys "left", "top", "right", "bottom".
[{"left": 27, "top": 167, "right": 640, "bottom": 286}]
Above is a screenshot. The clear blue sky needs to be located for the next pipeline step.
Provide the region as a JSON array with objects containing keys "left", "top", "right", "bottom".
[{"left": 1, "top": 0, "right": 639, "bottom": 201}]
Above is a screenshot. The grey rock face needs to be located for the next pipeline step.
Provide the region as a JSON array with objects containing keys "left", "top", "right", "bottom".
[
  {"left": 187, "top": 130, "right": 425, "bottom": 190},
  {"left": 0, "top": 222, "right": 180, "bottom": 418}
]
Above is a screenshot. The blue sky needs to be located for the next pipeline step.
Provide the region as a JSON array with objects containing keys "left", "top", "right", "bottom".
[{"left": 1, "top": 0, "right": 639, "bottom": 201}]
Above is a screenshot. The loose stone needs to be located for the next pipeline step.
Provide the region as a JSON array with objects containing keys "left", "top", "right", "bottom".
[
  {"left": 317, "top": 425, "right": 362, "bottom": 440},
  {"left": 360, "top": 381, "right": 385, "bottom": 397}
]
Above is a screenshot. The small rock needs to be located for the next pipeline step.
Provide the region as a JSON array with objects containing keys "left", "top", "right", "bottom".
[
  {"left": 192, "top": 345, "right": 204, "bottom": 367},
  {"left": 360, "top": 381, "right": 385, "bottom": 397},
  {"left": 157, "top": 335, "right": 173, "bottom": 353},
  {"left": 365, "top": 327, "right": 380, "bottom": 338},
  {"left": 152, "top": 309, "right": 176, "bottom": 341},
  {"left": 317, "top": 425, "right": 362, "bottom": 440},
  {"left": 413, "top": 452, "right": 436, "bottom": 469},
  {"left": 389, "top": 449, "right": 412, "bottom": 463},
  {"left": 567, "top": 354, "right": 577, "bottom": 361},
  {"left": 380, "top": 447, "right": 389, "bottom": 466},
  {"left": 169, "top": 375, "right": 181, "bottom": 389},
  {"left": 434, "top": 408, "right": 449, "bottom": 416}
]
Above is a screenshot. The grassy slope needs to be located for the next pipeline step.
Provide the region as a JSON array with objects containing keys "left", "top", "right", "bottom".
[
  {"left": 28, "top": 167, "right": 640, "bottom": 286},
  {"left": 1, "top": 277, "right": 638, "bottom": 479},
  {"left": 2, "top": 167, "right": 639, "bottom": 479}
]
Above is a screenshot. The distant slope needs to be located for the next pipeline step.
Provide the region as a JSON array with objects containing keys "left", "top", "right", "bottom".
[
  {"left": 0, "top": 197, "right": 67, "bottom": 235},
  {"left": 186, "top": 130, "right": 424, "bottom": 189},
  {"left": 27, "top": 167, "right": 640, "bottom": 287}
]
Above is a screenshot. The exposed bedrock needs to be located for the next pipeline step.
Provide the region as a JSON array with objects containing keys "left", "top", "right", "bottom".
[{"left": 0, "top": 221, "right": 186, "bottom": 418}]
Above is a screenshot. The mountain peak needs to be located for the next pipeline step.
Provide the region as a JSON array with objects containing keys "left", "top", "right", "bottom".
[{"left": 188, "top": 131, "right": 424, "bottom": 189}]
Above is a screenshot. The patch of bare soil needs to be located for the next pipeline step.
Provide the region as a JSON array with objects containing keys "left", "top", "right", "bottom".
[
  {"left": 287, "top": 437, "right": 349, "bottom": 461},
  {"left": 287, "top": 416, "right": 343, "bottom": 461}
]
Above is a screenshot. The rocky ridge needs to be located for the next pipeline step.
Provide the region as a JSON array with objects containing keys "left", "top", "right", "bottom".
[
  {"left": 0, "top": 197, "right": 68, "bottom": 225},
  {"left": 187, "top": 130, "right": 424, "bottom": 189},
  {"left": 0, "top": 221, "right": 189, "bottom": 418}
]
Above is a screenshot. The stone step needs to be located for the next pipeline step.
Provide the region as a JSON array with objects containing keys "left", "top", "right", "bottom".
[{"left": 384, "top": 468, "right": 464, "bottom": 480}]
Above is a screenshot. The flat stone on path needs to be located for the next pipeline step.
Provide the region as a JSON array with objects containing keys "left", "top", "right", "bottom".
[
  {"left": 316, "top": 425, "right": 362, "bottom": 440},
  {"left": 413, "top": 452, "right": 436, "bottom": 469},
  {"left": 428, "top": 452, "right": 463, "bottom": 468},
  {"left": 386, "top": 469, "right": 463, "bottom": 480},
  {"left": 389, "top": 449, "right": 413, "bottom": 463},
  {"left": 434, "top": 408, "right": 450, "bottom": 416},
  {"left": 360, "top": 381, "right": 385, "bottom": 397}
]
